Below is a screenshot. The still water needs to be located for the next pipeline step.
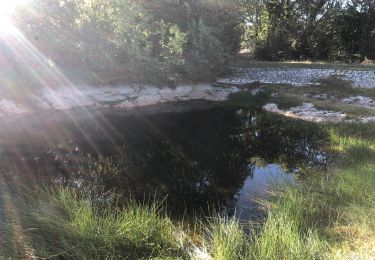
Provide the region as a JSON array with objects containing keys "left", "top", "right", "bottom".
[{"left": 0, "top": 101, "right": 328, "bottom": 220}]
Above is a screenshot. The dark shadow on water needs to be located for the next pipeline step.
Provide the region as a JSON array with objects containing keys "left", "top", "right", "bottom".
[{"left": 0, "top": 102, "right": 328, "bottom": 220}]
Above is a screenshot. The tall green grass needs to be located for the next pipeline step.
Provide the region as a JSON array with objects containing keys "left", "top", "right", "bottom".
[
  {"left": 247, "top": 188, "right": 328, "bottom": 260},
  {"left": 328, "top": 127, "right": 375, "bottom": 165},
  {"left": 1, "top": 187, "right": 187, "bottom": 259},
  {"left": 207, "top": 217, "right": 245, "bottom": 259},
  {"left": 55, "top": 189, "right": 182, "bottom": 258},
  {"left": 201, "top": 125, "right": 375, "bottom": 259},
  {"left": 1, "top": 123, "right": 374, "bottom": 259}
]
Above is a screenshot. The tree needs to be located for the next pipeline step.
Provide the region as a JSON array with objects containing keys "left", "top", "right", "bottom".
[
  {"left": 244, "top": 0, "right": 374, "bottom": 61},
  {"left": 11, "top": 0, "right": 244, "bottom": 85}
]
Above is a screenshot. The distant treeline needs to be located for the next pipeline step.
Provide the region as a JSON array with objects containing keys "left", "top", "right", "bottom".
[
  {"left": 242, "top": 0, "right": 375, "bottom": 61},
  {"left": 7, "top": 0, "right": 375, "bottom": 85}
]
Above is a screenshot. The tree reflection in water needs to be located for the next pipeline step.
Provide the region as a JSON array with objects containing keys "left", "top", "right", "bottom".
[{"left": 0, "top": 105, "right": 328, "bottom": 217}]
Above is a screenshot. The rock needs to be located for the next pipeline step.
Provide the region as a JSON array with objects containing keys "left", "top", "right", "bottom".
[
  {"left": 263, "top": 103, "right": 346, "bottom": 122},
  {"left": 341, "top": 96, "right": 375, "bottom": 108},
  {"left": 217, "top": 67, "right": 375, "bottom": 88},
  {"left": 0, "top": 99, "right": 29, "bottom": 115},
  {"left": 361, "top": 116, "right": 375, "bottom": 123}
]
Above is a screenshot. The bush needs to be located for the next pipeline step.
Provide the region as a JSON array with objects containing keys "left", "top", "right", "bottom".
[{"left": 12, "top": 0, "right": 243, "bottom": 85}]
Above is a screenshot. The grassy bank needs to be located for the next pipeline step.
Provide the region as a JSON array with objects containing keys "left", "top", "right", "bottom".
[
  {"left": 0, "top": 179, "right": 188, "bottom": 259},
  {"left": 0, "top": 122, "right": 374, "bottom": 259},
  {"left": 201, "top": 123, "right": 375, "bottom": 259},
  {"left": 227, "top": 77, "right": 375, "bottom": 123}
]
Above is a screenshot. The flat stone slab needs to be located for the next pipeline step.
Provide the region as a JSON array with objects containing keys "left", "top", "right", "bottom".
[
  {"left": 218, "top": 67, "right": 375, "bottom": 88},
  {"left": 0, "top": 84, "right": 240, "bottom": 117},
  {"left": 263, "top": 103, "right": 347, "bottom": 122},
  {"left": 341, "top": 96, "right": 375, "bottom": 109},
  {"left": 1, "top": 66, "right": 375, "bottom": 123}
]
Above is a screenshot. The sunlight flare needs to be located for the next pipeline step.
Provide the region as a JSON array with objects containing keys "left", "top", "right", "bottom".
[
  {"left": 0, "top": 14, "right": 13, "bottom": 33},
  {"left": 0, "top": 0, "right": 30, "bottom": 33},
  {"left": 0, "top": 0, "right": 30, "bottom": 14}
]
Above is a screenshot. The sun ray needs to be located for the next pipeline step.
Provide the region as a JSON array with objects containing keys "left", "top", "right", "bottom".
[
  {"left": 0, "top": 0, "right": 178, "bottom": 184},
  {"left": 0, "top": 15, "right": 111, "bottom": 157}
]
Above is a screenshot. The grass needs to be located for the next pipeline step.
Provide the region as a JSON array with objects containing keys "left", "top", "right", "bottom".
[
  {"left": 52, "top": 190, "right": 182, "bottom": 258},
  {"left": 227, "top": 86, "right": 305, "bottom": 110},
  {"left": 247, "top": 188, "right": 328, "bottom": 260},
  {"left": 2, "top": 48, "right": 375, "bottom": 259},
  {"left": 226, "top": 57, "right": 375, "bottom": 121},
  {"left": 226, "top": 76, "right": 375, "bottom": 121},
  {"left": 3, "top": 149, "right": 375, "bottom": 259},
  {"left": 0, "top": 181, "right": 187, "bottom": 259},
  {"left": 0, "top": 122, "right": 374, "bottom": 259},
  {"left": 327, "top": 123, "right": 375, "bottom": 164},
  {"left": 198, "top": 123, "right": 375, "bottom": 259},
  {"left": 207, "top": 217, "right": 245, "bottom": 259},
  {"left": 226, "top": 88, "right": 272, "bottom": 108}
]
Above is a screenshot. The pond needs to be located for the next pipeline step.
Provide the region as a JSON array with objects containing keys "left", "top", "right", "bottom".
[{"left": 0, "top": 101, "right": 328, "bottom": 220}]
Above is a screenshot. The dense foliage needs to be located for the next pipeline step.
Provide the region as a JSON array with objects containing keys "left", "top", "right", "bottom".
[
  {"left": 2, "top": 0, "right": 374, "bottom": 87},
  {"left": 11, "top": 0, "right": 243, "bottom": 84},
  {"left": 242, "top": 0, "right": 375, "bottom": 61}
]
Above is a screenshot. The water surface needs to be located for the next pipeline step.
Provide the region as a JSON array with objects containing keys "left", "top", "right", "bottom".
[{"left": 0, "top": 101, "right": 328, "bottom": 219}]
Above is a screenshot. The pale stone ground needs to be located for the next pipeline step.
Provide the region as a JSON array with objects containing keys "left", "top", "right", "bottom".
[
  {"left": 262, "top": 103, "right": 347, "bottom": 122},
  {"left": 341, "top": 96, "right": 375, "bottom": 109},
  {"left": 0, "top": 84, "right": 241, "bottom": 116},
  {"left": 1, "top": 66, "right": 375, "bottom": 123},
  {"left": 261, "top": 93, "right": 375, "bottom": 123},
  {"left": 218, "top": 67, "right": 375, "bottom": 88},
  {"left": 220, "top": 66, "right": 375, "bottom": 123}
]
